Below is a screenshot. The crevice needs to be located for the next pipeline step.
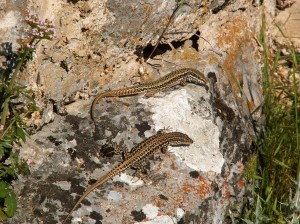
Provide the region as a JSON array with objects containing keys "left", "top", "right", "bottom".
[
  {"left": 211, "top": 0, "right": 231, "bottom": 14},
  {"left": 81, "top": 27, "right": 89, "bottom": 32},
  {"left": 252, "top": 0, "right": 263, "bottom": 7},
  {"left": 60, "top": 60, "right": 69, "bottom": 73},
  {"left": 67, "top": 0, "right": 87, "bottom": 3},
  {"left": 190, "top": 30, "right": 200, "bottom": 50},
  {"left": 135, "top": 31, "right": 200, "bottom": 60}
]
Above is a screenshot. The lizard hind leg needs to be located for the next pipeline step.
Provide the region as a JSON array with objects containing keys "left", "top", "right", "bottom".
[
  {"left": 112, "top": 142, "right": 130, "bottom": 160},
  {"left": 131, "top": 161, "right": 151, "bottom": 183},
  {"left": 179, "top": 77, "right": 188, "bottom": 86},
  {"left": 160, "top": 145, "right": 169, "bottom": 154}
]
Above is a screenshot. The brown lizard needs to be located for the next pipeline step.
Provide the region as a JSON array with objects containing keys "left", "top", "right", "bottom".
[
  {"left": 62, "top": 131, "right": 193, "bottom": 223},
  {"left": 90, "top": 68, "right": 208, "bottom": 124}
]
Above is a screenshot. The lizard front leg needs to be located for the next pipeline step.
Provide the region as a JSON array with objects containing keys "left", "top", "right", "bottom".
[{"left": 112, "top": 142, "right": 130, "bottom": 160}]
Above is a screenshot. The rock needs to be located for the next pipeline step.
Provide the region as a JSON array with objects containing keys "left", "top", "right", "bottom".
[
  {"left": 273, "top": 0, "right": 300, "bottom": 50},
  {"left": 0, "top": 0, "right": 273, "bottom": 223}
]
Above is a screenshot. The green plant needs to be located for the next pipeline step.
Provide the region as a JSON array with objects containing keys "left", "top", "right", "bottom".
[
  {"left": 229, "top": 14, "right": 300, "bottom": 223},
  {"left": 0, "top": 11, "right": 55, "bottom": 221},
  {"left": 244, "top": 43, "right": 300, "bottom": 223},
  {"left": 256, "top": 16, "right": 299, "bottom": 223}
]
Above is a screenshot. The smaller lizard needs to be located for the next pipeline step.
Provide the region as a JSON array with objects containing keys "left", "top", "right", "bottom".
[
  {"left": 62, "top": 131, "right": 193, "bottom": 224},
  {"left": 90, "top": 68, "right": 208, "bottom": 123}
]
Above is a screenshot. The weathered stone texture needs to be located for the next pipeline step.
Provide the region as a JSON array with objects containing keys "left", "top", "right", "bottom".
[{"left": 0, "top": 0, "right": 275, "bottom": 223}]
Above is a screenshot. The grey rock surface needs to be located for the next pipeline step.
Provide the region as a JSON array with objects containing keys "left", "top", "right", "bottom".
[{"left": 0, "top": 0, "right": 274, "bottom": 223}]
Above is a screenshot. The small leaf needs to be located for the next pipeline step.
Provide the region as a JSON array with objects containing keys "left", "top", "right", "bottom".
[
  {"left": 0, "top": 208, "right": 8, "bottom": 221},
  {"left": 0, "top": 141, "right": 13, "bottom": 149},
  {"left": 16, "top": 128, "right": 26, "bottom": 142},
  {"left": 274, "top": 159, "right": 290, "bottom": 168},
  {"left": 0, "top": 83, "right": 9, "bottom": 91},
  {"left": 243, "top": 219, "right": 254, "bottom": 224},
  {"left": 0, "top": 181, "right": 10, "bottom": 198},
  {"left": 4, "top": 190, "right": 16, "bottom": 217},
  {"left": 0, "top": 146, "right": 4, "bottom": 158},
  {"left": 3, "top": 166, "right": 17, "bottom": 179}
]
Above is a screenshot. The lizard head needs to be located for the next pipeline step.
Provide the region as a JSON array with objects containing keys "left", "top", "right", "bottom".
[{"left": 168, "top": 132, "right": 193, "bottom": 146}]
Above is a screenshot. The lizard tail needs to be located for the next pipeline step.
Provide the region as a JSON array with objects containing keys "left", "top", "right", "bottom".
[
  {"left": 90, "top": 92, "right": 108, "bottom": 123},
  {"left": 62, "top": 174, "right": 111, "bottom": 224}
]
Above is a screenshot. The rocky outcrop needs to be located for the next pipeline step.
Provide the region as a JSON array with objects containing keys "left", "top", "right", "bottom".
[{"left": 0, "top": 0, "right": 278, "bottom": 223}]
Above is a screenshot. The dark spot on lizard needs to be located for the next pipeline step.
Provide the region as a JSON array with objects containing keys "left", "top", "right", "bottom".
[
  {"left": 158, "top": 194, "right": 169, "bottom": 200},
  {"left": 131, "top": 210, "right": 146, "bottom": 222},
  {"left": 135, "top": 121, "right": 151, "bottom": 137},
  {"left": 89, "top": 211, "right": 103, "bottom": 223},
  {"left": 189, "top": 170, "right": 199, "bottom": 178}
]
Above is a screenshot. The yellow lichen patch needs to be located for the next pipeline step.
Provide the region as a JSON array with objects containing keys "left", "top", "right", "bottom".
[
  {"left": 177, "top": 48, "right": 200, "bottom": 61},
  {"left": 208, "top": 53, "right": 220, "bottom": 65},
  {"left": 169, "top": 44, "right": 202, "bottom": 65}
]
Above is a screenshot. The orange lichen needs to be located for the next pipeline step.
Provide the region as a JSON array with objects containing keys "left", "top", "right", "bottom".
[
  {"left": 221, "top": 178, "right": 231, "bottom": 201},
  {"left": 217, "top": 17, "right": 260, "bottom": 113},
  {"left": 181, "top": 175, "right": 211, "bottom": 200},
  {"left": 237, "top": 162, "right": 245, "bottom": 173},
  {"left": 237, "top": 178, "right": 245, "bottom": 189},
  {"left": 172, "top": 48, "right": 200, "bottom": 61},
  {"left": 155, "top": 198, "right": 162, "bottom": 207}
]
